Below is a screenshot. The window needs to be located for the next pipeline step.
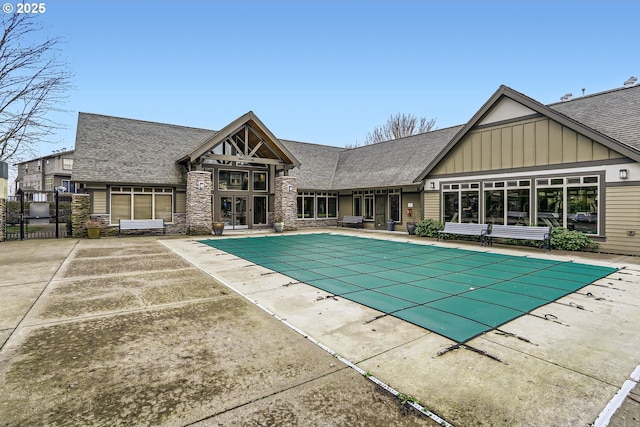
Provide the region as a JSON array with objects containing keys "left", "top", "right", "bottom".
[
  {"left": 110, "top": 187, "right": 173, "bottom": 224},
  {"left": 45, "top": 177, "right": 53, "bottom": 191},
  {"left": 219, "top": 170, "right": 248, "bottom": 190},
  {"left": 535, "top": 176, "right": 599, "bottom": 234},
  {"left": 297, "top": 192, "right": 338, "bottom": 219},
  {"left": 62, "top": 159, "right": 73, "bottom": 170},
  {"left": 317, "top": 196, "right": 327, "bottom": 218},
  {"left": 389, "top": 190, "right": 401, "bottom": 222},
  {"left": 353, "top": 195, "right": 362, "bottom": 217},
  {"left": 253, "top": 171, "right": 267, "bottom": 191},
  {"left": 484, "top": 180, "right": 530, "bottom": 225},
  {"left": 364, "top": 191, "right": 374, "bottom": 220},
  {"left": 443, "top": 183, "right": 479, "bottom": 223}
]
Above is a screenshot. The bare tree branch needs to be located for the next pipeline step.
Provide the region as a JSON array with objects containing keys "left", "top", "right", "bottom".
[
  {"left": 356, "top": 113, "right": 437, "bottom": 146},
  {"left": 0, "top": 13, "right": 72, "bottom": 162}
]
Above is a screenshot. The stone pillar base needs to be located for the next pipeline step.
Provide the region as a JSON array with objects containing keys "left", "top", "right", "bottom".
[
  {"left": 275, "top": 175, "right": 297, "bottom": 231},
  {"left": 186, "top": 171, "right": 212, "bottom": 235}
]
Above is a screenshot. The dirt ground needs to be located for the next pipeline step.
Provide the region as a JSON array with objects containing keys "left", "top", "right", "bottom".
[{"left": 0, "top": 238, "right": 440, "bottom": 427}]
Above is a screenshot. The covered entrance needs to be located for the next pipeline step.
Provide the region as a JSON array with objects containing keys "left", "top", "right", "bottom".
[{"left": 179, "top": 111, "right": 301, "bottom": 232}]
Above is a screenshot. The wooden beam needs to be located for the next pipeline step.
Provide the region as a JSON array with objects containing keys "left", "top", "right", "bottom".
[{"left": 203, "top": 154, "right": 286, "bottom": 165}]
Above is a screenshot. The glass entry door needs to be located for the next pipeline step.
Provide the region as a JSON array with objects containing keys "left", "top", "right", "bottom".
[
  {"left": 375, "top": 196, "right": 386, "bottom": 229},
  {"left": 220, "top": 196, "right": 248, "bottom": 229},
  {"left": 253, "top": 196, "right": 267, "bottom": 226}
]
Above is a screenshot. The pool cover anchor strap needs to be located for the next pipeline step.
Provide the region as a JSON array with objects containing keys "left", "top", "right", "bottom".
[
  {"left": 363, "top": 314, "right": 388, "bottom": 324},
  {"left": 493, "top": 329, "right": 537, "bottom": 345},
  {"left": 528, "top": 313, "right": 570, "bottom": 327},
  {"left": 437, "top": 343, "right": 508, "bottom": 365}
]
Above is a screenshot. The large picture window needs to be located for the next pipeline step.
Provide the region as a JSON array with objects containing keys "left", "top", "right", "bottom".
[
  {"left": 219, "top": 170, "right": 248, "bottom": 190},
  {"left": 484, "top": 180, "right": 530, "bottom": 225},
  {"left": 111, "top": 187, "right": 173, "bottom": 224},
  {"left": 536, "top": 176, "right": 598, "bottom": 234},
  {"left": 442, "top": 183, "right": 479, "bottom": 223},
  {"left": 445, "top": 175, "right": 599, "bottom": 235},
  {"left": 296, "top": 192, "right": 338, "bottom": 219}
]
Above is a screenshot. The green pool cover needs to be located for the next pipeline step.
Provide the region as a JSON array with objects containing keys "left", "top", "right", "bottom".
[{"left": 199, "top": 233, "right": 616, "bottom": 343}]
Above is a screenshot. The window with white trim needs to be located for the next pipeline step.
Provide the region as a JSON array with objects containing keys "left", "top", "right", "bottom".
[
  {"left": 296, "top": 192, "right": 338, "bottom": 219},
  {"left": 536, "top": 176, "right": 599, "bottom": 234},
  {"left": 110, "top": 187, "right": 173, "bottom": 224},
  {"left": 442, "top": 183, "right": 480, "bottom": 223}
]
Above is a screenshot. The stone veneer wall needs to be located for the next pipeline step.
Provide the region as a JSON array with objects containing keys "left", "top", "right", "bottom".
[
  {"left": 71, "top": 194, "right": 91, "bottom": 238},
  {"left": 295, "top": 218, "right": 339, "bottom": 229},
  {"left": 0, "top": 198, "right": 5, "bottom": 241},
  {"left": 166, "top": 213, "right": 186, "bottom": 234},
  {"left": 274, "top": 175, "right": 297, "bottom": 231},
  {"left": 186, "top": 171, "right": 212, "bottom": 235}
]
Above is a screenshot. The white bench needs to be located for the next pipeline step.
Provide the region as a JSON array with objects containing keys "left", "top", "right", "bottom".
[
  {"left": 337, "top": 215, "right": 364, "bottom": 229},
  {"left": 438, "top": 222, "right": 489, "bottom": 245},
  {"left": 488, "top": 224, "right": 551, "bottom": 250},
  {"left": 119, "top": 219, "right": 165, "bottom": 237}
]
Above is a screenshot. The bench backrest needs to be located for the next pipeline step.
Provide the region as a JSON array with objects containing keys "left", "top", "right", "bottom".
[
  {"left": 119, "top": 219, "right": 165, "bottom": 230},
  {"left": 489, "top": 225, "right": 550, "bottom": 240},
  {"left": 442, "top": 222, "right": 488, "bottom": 236},
  {"left": 342, "top": 216, "right": 364, "bottom": 222}
]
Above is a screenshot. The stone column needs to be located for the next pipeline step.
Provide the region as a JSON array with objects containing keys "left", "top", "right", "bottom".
[
  {"left": 186, "top": 171, "right": 212, "bottom": 235},
  {"left": 274, "top": 175, "right": 297, "bottom": 231},
  {"left": 71, "top": 194, "right": 91, "bottom": 238}
]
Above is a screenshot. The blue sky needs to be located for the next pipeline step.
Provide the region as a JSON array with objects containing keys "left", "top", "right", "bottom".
[{"left": 28, "top": 0, "right": 640, "bottom": 154}]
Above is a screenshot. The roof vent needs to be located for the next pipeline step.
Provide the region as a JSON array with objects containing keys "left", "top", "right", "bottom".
[
  {"left": 560, "top": 93, "right": 573, "bottom": 102},
  {"left": 624, "top": 76, "right": 637, "bottom": 87}
]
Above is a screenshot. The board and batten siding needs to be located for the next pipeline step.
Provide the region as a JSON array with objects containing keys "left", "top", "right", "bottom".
[
  {"left": 431, "top": 117, "right": 623, "bottom": 175},
  {"left": 423, "top": 191, "right": 440, "bottom": 221},
  {"left": 601, "top": 185, "right": 640, "bottom": 256}
]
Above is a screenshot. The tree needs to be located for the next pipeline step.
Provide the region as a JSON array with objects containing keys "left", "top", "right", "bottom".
[
  {"left": 348, "top": 113, "right": 436, "bottom": 148},
  {"left": 0, "top": 13, "right": 72, "bottom": 162}
]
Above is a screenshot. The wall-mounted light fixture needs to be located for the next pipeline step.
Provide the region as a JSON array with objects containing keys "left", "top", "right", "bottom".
[
  {"left": 287, "top": 184, "right": 293, "bottom": 192},
  {"left": 620, "top": 169, "right": 628, "bottom": 180},
  {"left": 197, "top": 180, "right": 205, "bottom": 190},
  {"left": 429, "top": 182, "right": 435, "bottom": 189}
]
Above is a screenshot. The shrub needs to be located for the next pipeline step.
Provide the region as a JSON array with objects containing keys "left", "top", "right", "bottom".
[
  {"left": 415, "top": 219, "right": 444, "bottom": 238},
  {"left": 550, "top": 227, "right": 598, "bottom": 251}
]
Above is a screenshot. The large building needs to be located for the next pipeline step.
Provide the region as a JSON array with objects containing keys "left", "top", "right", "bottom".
[
  {"left": 14, "top": 150, "right": 77, "bottom": 193},
  {"left": 63, "top": 81, "right": 640, "bottom": 255}
]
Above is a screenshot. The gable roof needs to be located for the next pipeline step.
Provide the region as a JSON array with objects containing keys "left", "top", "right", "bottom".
[
  {"left": 72, "top": 113, "right": 216, "bottom": 185},
  {"left": 415, "top": 85, "right": 640, "bottom": 182},
  {"left": 330, "top": 126, "right": 464, "bottom": 190},
  {"left": 548, "top": 84, "right": 640, "bottom": 151},
  {"left": 178, "top": 111, "right": 300, "bottom": 168}
]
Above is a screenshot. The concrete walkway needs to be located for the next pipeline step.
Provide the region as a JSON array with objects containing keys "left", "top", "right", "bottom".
[
  {"left": 1, "top": 231, "right": 639, "bottom": 426},
  {"left": 0, "top": 237, "right": 438, "bottom": 427}
]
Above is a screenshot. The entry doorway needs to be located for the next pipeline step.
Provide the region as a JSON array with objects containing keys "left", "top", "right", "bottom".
[
  {"left": 220, "top": 196, "right": 248, "bottom": 229},
  {"left": 375, "top": 196, "right": 386, "bottom": 229}
]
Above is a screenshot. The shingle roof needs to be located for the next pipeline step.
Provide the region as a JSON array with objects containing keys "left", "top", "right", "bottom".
[
  {"left": 329, "top": 126, "right": 464, "bottom": 189},
  {"left": 72, "top": 84, "right": 640, "bottom": 190},
  {"left": 548, "top": 84, "right": 640, "bottom": 151},
  {"left": 72, "top": 113, "right": 216, "bottom": 185},
  {"left": 281, "top": 140, "right": 343, "bottom": 190}
]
